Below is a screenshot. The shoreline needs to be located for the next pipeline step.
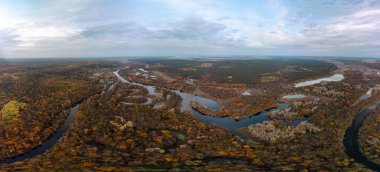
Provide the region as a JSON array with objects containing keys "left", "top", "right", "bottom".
[
  {"left": 190, "top": 102, "right": 278, "bottom": 121},
  {"left": 236, "top": 127, "right": 264, "bottom": 144}
]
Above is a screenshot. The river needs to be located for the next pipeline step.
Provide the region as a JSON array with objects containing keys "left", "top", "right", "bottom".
[
  {"left": 0, "top": 69, "right": 373, "bottom": 169},
  {"left": 113, "top": 69, "right": 307, "bottom": 141},
  {"left": 343, "top": 100, "right": 380, "bottom": 171},
  {"left": 0, "top": 70, "right": 350, "bottom": 166},
  {"left": 0, "top": 104, "right": 80, "bottom": 165},
  {"left": 0, "top": 81, "right": 114, "bottom": 165}
]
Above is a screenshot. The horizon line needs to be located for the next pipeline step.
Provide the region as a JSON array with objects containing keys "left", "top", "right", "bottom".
[{"left": 1, "top": 55, "right": 379, "bottom": 59}]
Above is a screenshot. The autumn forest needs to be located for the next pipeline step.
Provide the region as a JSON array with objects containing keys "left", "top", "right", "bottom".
[{"left": 0, "top": 57, "right": 379, "bottom": 171}]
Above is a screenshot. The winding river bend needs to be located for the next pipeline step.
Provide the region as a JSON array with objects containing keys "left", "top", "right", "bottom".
[
  {"left": 1, "top": 69, "right": 363, "bottom": 167},
  {"left": 119, "top": 69, "right": 380, "bottom": 170},
  {"left": 343, "top": 100, "right": 380, "bottom": 171},
  {"left": 0, "top": 104, "right": 80, "bottom": 165},
  {"left": 114, "top": 70, "right": 307, "bottom": 141},
  {"left": 298, "top": 73, "right": 379, "bottom": 170}
]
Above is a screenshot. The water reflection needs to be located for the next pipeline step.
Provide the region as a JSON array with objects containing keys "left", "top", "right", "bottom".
[{"left": 114, "top": 69, "right": 308, "bottom": 141}]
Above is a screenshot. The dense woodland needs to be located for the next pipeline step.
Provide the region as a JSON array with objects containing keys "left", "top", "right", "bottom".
[
  {"left": 137, "top": 58, "right": 337, "bottom": 85},
  {"left": 0, "top": 72, "right": 370, "bottom": 171},
  {"left": 0, "top": 59, "right": 114, "bottom": 160},
  {"left": 0, "top": 58, "right": 379, "bottom": 171}
]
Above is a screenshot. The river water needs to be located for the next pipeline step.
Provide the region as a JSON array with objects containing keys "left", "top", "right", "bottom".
[
  {"left": 0, "top": 69, "right": 325, "bottom": 165},
  {"left": 114, "top": 69, "right": 307, "bottom": 141},
  {"left": 2, "top": 69, "right": 369, "bottom": 168},
  {"left": 343, "top": 100, "right": 380, "bottom": 171},
  {"left": 0, "top": 105, "right": 80, "bottom": 165}
]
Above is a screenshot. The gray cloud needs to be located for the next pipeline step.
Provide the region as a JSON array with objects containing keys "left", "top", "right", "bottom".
[
  {"left": 79, "top": 22, "right": 151, "bottom": 39},
  {"left": 2, "top": 0, "right": 380, "bottom": 58},
  {"left": 78, "top": 17, "right": 240, "bottom": 46},
  {"left": 0, "top": 29, "right": 19, "bottom": 46},
  {"left": 156, "top": 17, "right": 227, "bottom": 40}
]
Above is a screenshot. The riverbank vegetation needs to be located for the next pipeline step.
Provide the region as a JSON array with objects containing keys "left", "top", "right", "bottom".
[
  {"left": 125, "top": 58, "right": 336, "bottom": 120},
  {"left": 248, "top": 121, "right": 321, "bottom": 143},
  {"left": 0, "top": 59, "right": 112, "bottom": 160},
  {"left": 191, "top": 97, "right": 277, "bottom": 121},
  {"left": 268, "top": 99, "right": 319, "bottom": 122},
  {"left": 1, "top": 73, "right": 367, "bottom": 171},
  {"left": 0, "top": 58, "right": 379, "bottom": 171},
  {"left": 360, "top": 109, "right": 380, "bottom": 164}
]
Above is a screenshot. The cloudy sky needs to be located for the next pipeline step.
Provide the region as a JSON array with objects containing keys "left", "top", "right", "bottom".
[{"left": 0, "top": 0, "right": 380, "bottom": 58}]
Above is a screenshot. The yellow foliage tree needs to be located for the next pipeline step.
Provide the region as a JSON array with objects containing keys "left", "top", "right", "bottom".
[{"left": 1, "top": 100, "right": 27, "bottom": 122}]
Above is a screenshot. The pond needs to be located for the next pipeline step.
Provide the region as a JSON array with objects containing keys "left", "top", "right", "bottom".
[
  {"left": 295, "top": 74, "right": 344, "bottom": 87},
  {"left": 241, "top": 90, "right": 251, "bottom": 96},
  {"left": 282, "top": 94, "right": 306, "bottom": 99}
]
